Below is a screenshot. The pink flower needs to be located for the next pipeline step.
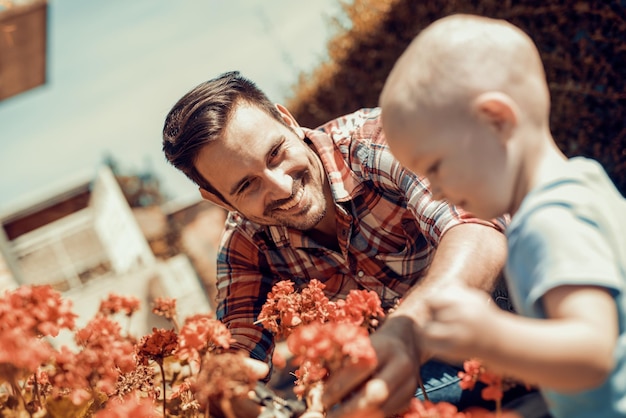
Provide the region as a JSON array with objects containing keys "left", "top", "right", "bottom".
[
  {"left": 457, "top": 359, "right": 504, "bottom": 403},
  {"left": 94, "top": 391, "right": 160, "bottom": 418},
  {"left": 333, "top": 289, "right": 385, "bottom": 328},
  {"left": 99, "top": 293, "right": 141, "bottom": 317},
  {"left": 458, "top": 359, "right": 482, "bottom": 391},
  {"left": 257, "top": 280, "right": 339, "bottom": 338},
  {"left": 177, "top": 315, "right": 233, "bottom": 362},
  {"left": 136, "top": 328, "right": 178, "bottom": 366},
  {"left": 50, "top": 316, "right": 137, "bottom": 403},
  {"left": 287, "top": 322, "right": 376, "bottom": 397},
  {"left": 0, "top": 328, "right": 54, "bottom": 378},
  {"left": 152, "top": 297, "right": 177, "bottom": 320},
  {"left": 0, "top": 285, "right": 76, "bottom": 337}
]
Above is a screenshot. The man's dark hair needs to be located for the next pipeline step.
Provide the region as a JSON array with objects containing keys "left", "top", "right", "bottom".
[{"left": 162, "top": 71, "right": 286, "bottom": 201}]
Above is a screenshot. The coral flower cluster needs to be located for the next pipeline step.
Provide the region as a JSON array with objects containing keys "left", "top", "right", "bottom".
[
  {"left": 0, "top": 286, "right": 245, "bottom": 417},
  {"left": 0, "top": 283, "right": 526, "bottom": 418},
  {"left": 257, "top": 280, "right": 527, "bottom": 418}
]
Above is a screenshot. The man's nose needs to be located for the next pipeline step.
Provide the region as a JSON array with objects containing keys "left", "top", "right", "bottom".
[{"left": 264, "top": 168, "right": 292, "bottom": 200}]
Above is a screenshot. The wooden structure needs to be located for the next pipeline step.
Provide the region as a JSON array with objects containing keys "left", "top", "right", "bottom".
[{"left": 0, "top": 0, "right": 47, "bottom": 101}]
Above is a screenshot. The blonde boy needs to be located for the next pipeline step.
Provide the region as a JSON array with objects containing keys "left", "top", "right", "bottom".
[{"left": 380, "top": 14, "right": 626, "bottom": 418}]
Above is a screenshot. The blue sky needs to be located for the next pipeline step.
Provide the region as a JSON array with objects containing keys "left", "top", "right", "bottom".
[{"left": 0, "top": 0, "right": 341, "bottom": 211}]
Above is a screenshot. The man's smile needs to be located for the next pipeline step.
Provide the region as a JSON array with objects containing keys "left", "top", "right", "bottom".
[{"left": 276, "top": 186, "right": 305, "bottom": 212}]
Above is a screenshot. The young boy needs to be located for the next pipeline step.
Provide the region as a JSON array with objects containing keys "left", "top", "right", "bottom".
[{"left": 379, "top": 14, "right": 626, "bottom": 418}]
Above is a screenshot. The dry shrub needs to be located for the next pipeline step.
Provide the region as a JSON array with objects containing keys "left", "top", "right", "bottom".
[{"left": 287, "top": 0, "right": 626, "bottom": 195}]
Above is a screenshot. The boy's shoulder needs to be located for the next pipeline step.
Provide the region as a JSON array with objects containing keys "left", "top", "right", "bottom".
[
  {"left": 510, "top": 157, "right": 626, "bottom": 238},
  {"left": 518, "top": 157, "right": 620, "bottom": 215}
]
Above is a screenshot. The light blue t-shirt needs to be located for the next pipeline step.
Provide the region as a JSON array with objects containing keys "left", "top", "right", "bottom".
[{"left": 506, "top": 157, "right": 626, "bottom": 418}]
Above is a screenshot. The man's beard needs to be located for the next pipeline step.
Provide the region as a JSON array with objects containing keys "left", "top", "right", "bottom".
[
  {"left": 274, "top": 202, "right": 327, "bottom": 231},
  {"left": 264, "top": 172, "right": 327, "bottom": 230}
]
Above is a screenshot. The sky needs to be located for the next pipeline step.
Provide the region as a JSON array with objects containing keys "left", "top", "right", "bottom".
[{"left": 0, "top": 0, "right": 342, "bottom": 213}]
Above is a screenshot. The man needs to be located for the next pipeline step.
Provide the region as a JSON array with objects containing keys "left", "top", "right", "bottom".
[{"left": 162, "top": 71, "right": 508, "bottom": 417}]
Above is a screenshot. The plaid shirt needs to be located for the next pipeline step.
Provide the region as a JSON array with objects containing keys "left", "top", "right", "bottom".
[{"left": 216, "top": 108, "right": 502, "bottom": 363}]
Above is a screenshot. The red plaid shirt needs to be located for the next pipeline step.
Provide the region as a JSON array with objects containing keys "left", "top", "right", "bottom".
[{"left": 215, "top": 108, "right": 502, "bottom": 363}]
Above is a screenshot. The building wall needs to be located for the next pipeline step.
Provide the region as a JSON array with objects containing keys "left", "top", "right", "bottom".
[
  {"left": 0, "top": 165, "right": 212, "bottom": 340},
  {"left": 91, "top": 167, "right": 155, "bottom": 274}
]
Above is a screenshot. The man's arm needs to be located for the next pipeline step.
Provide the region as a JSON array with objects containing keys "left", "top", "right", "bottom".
[
  {"left": 393, "top": 222, "right": 507, "bottom": 330},
  {"left": 216, "top": 224, "right": 278, "bottom": 365},
  {"left": 209, "top": 224, "right": 283, "bottom": 418},
  {"left": 322, "top": 223, "right": 507, "bottom": 417}
]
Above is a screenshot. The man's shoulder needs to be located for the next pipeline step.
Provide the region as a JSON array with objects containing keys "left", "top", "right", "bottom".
[
  {"left": 222, "top": 212, "right": 287, "bottom": 251},
  {"left": 316, "top": 108, "right": 382, "bottom": 137},
  {"left": 223, "top": 212, "right": 265, "bottom": 240}
]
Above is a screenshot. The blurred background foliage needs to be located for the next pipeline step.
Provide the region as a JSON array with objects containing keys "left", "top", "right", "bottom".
[{"left": 286, "top": 0, "right": 626, "bottom": 195}]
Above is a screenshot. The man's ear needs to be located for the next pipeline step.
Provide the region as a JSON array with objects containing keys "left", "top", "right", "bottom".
[
  {"left": 275, "top": 103, "right": 305, "bottom": 139},
  {"left": 472, "top": 92, "right": 518, "bottom": 142},
  {"left": 199, "top": 187, "right": 236, "bottom": 212}
]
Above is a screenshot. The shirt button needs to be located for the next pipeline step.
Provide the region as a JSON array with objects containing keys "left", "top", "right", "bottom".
[{"left": 357, "top": 270, "right": 365, "bottom": 277}]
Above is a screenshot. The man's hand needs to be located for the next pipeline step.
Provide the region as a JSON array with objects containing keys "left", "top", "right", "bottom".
[
  {"left": 321, "top": 316, "right": 422, "bottom": 417},
  {"left": 420, "top": 284, "right": 497, "bottom": 362},
  {"left": 209, "top": 357, "right": 269, "bottom": 418},
  {"left": 244, "top": 357, "right": 271, "bottom": 379}
]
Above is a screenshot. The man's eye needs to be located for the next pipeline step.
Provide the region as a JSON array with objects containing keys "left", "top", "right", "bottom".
[
  {"left": 427, "top": 161, "right": 441, "bottom": 175},
  {"left": 238, "top": 181, "right": 251, "bottom": 194}
]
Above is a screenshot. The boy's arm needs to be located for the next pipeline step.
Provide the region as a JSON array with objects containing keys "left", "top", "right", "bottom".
[
  {"left": 423, "top": 284, "right": 618, "bottom": 391},
  {"left": 486, "top": 284, "right": 617, "bottom": 390}
]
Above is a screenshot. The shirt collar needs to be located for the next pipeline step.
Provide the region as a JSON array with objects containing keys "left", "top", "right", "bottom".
[{"left": 302, "top": 127, "right": 365, "bottom": 203}]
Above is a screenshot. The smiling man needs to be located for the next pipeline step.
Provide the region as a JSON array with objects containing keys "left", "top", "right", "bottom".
[
  {"left": 162, "top": 71, "right": 516, "bottom": 417},
  {"left": 195, "top": 102, "right": 334, "bottom": 235}
]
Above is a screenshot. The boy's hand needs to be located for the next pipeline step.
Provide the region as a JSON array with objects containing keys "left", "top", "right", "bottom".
[{"left": 421, "top": 284, "right": 497, "bottom": 362}]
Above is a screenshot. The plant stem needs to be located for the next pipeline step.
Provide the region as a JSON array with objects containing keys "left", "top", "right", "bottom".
[
  {"left": 159, "top": 362, "right": 167, "bottom": 418},
  {"left": 172, "top": 316, "right": 181, "bottom": 333},
  {"left": 220, "top": 398, "right": 236, "bottom": 418},
  {"left": 32, "top": 372, "right": 41, "bottom": 405},
  {"left": 306, "top": 381, "right": 324, "bottom": 413},
  {"left": 417, "top": 373, "right": 429, "bottom": 402},
  {"left": 10, "top": 378, "right": 33, "bottom": 418},
  {"left": 252, "top": 316, "right": 271, "bottom": 325},
  {"left": 127, "top": 315, "right": 132, "bottom": 337}
]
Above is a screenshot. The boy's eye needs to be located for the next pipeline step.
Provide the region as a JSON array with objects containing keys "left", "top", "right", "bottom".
[{"left": 270, "top": 142, "right": 282, "bottom": 159}]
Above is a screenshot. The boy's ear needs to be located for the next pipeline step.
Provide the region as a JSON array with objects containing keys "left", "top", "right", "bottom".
[
  {"left": 199, "top": 187, "right": 236, "bottom": 212},
  {"left": 472, "top": 92, "right": 518, "bottom": 142},
  {"left": 275, "top": 103, "right": 305, "bottom": 139}
]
